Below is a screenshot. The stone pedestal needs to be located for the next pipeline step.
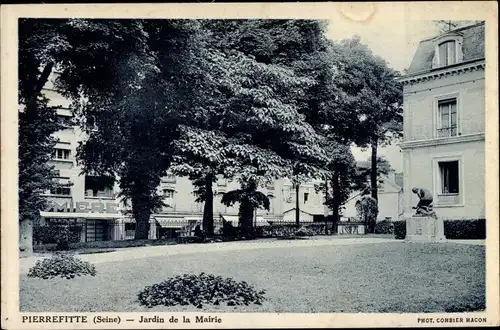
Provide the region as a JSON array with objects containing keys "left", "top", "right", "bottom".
[{"left": 405, "top": 216, "right": 447, "bottom": 243}]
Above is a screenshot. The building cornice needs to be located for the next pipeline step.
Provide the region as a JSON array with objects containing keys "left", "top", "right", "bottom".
[
  {"left": 399, "top": 132, "right": 485, "bottom": 150},
  {"left": 400, "top": 60, "right": 485, "bottom": 86}
]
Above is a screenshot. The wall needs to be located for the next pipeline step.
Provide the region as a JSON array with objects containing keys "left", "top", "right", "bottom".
[
  {"left": 402, "top": 139, "right": 485, "bottom": 220},
  {"left": 403, "top": 69, "right": 485, "bottom": 142},
  {"left": 342, "top": 178, "right": 403, "bottom": 222},
  {"left": 281, "top": 179, "right": 326, "bottom": 216}
]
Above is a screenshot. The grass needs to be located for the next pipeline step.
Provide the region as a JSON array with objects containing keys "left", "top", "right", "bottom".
[{"left": 20, "top": 242, "right": 485, "bottom": 313}]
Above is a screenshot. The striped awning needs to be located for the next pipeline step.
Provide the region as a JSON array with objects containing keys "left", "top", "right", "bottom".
[{"left": 155, "top": 216, "right": 194, "bottom": 229}]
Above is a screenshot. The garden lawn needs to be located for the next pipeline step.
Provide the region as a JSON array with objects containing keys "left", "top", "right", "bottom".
[{"left": 20, "top": 242, "right": 485, "bottom": 313}]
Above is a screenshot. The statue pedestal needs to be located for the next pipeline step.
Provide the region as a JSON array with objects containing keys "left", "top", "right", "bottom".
[{"left": 405, "top": 216, "right": 447, "bottom": 243}]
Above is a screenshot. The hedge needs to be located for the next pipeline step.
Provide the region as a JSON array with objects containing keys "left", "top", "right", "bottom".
[
  {"left": 444, "top": 219, "right": 486, "bottom": 239},
  {"left": 393, "top": 219, "right": 486, "bottom": 240},
  {"left": 374, "top": 220, "right": 393, "bottom": 234}
]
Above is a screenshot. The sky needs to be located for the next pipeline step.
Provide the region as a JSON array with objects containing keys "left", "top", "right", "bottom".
[{"left": 324, "top": 19, "right": 441, "bottom": 172}]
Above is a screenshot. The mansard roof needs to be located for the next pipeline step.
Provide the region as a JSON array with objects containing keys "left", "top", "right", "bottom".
[{"left": 406, "top": 22, "right": 485, "bottom": 76}]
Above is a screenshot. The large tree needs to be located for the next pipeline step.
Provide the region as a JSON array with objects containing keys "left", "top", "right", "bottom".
[
  {"left": 54, "top": 19, "right": 210, "bottom": 239},
  {"left": 329, "top": 36, "right": 403, "bottom": 203},
  {"left": 171, "top": 20, "right": 332, "bottom": 232},
  {"left": 18, "top": 19, "right": 78, "bottom": 254}
]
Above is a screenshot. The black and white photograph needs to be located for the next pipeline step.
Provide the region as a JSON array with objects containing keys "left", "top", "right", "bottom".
[{"left": 1, "top": 2, "right": 498, "bottom": 329}]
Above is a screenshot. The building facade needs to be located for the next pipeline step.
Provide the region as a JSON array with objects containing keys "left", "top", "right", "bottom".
[
  {"left": 399, "top": 23, "right": 485, "bottom": 220},
  {"left": 342, "top": 170, "right": 403, "bottom": 222}
]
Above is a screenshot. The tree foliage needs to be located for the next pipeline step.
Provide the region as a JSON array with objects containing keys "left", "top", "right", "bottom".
[
  {"left": 18, "top": 19, "right": 67, "bottom": 254},
  {"left": 351, "top": 156, "right": 393, "bottom": 194},
  {"left": 328, "top": 36, "right": 403, "bottom": 202},
  {"left": 20, "top": 19, "right": 405, "bottom": 242}
]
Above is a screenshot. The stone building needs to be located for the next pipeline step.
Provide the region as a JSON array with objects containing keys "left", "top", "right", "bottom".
[{"left": 399, "top": 22, "right": 485, "bottom": 220}]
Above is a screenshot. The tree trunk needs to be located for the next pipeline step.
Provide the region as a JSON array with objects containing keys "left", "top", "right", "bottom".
[
  {"left": 295, "top": 182, "right": 300, "bottom": 225},
  {"left": 19, "top": 219, "right": 33, "bottom": 256},
  {"left": 371, "top": 137, "right": 379, "bottom": 201},
  {"left": 203, "top": 176, "right": 214, "bottom": 236},
  {"left": 331, "top": 173, "right": 341, "bottom": 234},
  {"left": 132, "top": 187, "right": 152, "bottom": 239},
  {"left": 239, "top": 200, "right": 254, "bottom": 236},
  {"left": 133, "top": 206, "right": 151, "bottom": 240},
  {"left": 324, "top": 178, "right": 329, "bottom": 235}
]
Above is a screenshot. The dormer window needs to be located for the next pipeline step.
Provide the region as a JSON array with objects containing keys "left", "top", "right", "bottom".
[
  {"left": 432, "top": 34, "right": 464, "bottom": 69},
  {"left": 438, "top": 41, "right": 457, "bottom": 66}
]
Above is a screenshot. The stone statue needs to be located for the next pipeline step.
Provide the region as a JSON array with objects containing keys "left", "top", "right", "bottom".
[{"left": 411, "top": 187, "right": 436, "bottom": 217}]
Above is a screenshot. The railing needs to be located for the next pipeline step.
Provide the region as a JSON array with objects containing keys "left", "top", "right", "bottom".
[
  {"left": 436, "top": 193, "right": 461, "bottom": 205},
  {"left": 162, "top": 175, "right": 176, "bottom": 183},
  {"left": 437, "top": 126, "right": 458, "bottom": 138}
]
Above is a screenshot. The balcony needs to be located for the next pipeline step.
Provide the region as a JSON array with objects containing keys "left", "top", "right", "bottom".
[
  {"left": 85, "top": 189, "right": 115, "bottom": 199},
  {"left": 162, "top": 175, "right": 176, "bottom": 183},
  {"left": 436, "top": 193, "right": 461, "bottom": 205},
  {"left": 437, "top": 125, "right": 458, "bottom": 138}
]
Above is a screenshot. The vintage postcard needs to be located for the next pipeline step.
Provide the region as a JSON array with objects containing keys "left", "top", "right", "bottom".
[{"left": 1, "top": 2, "right": 498, "bottom": 329}]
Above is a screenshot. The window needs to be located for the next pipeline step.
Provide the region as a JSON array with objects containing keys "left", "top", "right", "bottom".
[
  {"left": 439, "top": 161, "right": 459, "bottom": 194},
  {"left": 84, "top": 175, "right": 114, "bottom": 198},
  {"left": 57, "top": 115, "right": 73, "bottom": 127},
  {"left": 53, "top": 148, "right": 71, "bottom": 160},
  {"left": 50, "top": 187, "right": 71, "bottom": 196},
  {"left": 303, "top": 192, "right": 309, "bottom": 203},
  {"left": 267, "top": 194, "right": 274, "bottom": 214},
  {"left": 438, "top": 99, "right": 458, "bottom": 137},
  {"left": 438, "top": 40, "right": 457, "bottom": 66},
  {"left": 163, "top": 189, "right": 175, "bottom": 199}
]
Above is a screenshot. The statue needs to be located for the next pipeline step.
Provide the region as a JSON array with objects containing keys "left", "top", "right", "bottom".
[{"left": 411, "top": 187, "right": 436, "bottom": 217}]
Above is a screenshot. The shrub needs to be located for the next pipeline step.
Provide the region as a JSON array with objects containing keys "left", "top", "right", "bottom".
[
  {"left": 444, "top": 219, "right": 485, "bottom": 239},
  {"left": 27, "top": 253, "right": 97, "bottom": 279},
  {"left": 393, "top": 221, "right": 406, "bottom": 239},
  {"left": 355, "top": 196, "right": 379, "bottom": 234},
  {"left": 294, "top": 226, "right": 314, "bottom": 236},
  {"left": 374, "top": 220, "right": 394, "bottom": 234},
  {"left": 138, "top": 273, "right": 266, "bottom": 308},
  {"left": 33, "top": 222, "right": 82, "bottom": 246}
]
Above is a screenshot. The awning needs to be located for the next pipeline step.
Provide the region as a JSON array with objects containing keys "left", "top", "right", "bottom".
[
  {"left": 220, "top": 215, "right": 238, "bottom": 223},
  {"left": 40, "top": 211, "right": 123, "bottom": 219},
  {"left": 155, "top": 216, "right": 194, "bottom": 228},
  {"left": 184, "top": 216, "right": 203, "bottom": 221}
]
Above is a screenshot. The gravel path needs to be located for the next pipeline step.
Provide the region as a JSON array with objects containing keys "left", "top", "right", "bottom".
[
  {"left": 20, "top": 236, "right": 485, "bottom": 274},
  {"left": 20, "top": 237, "right": 398, "bottom": 273}
]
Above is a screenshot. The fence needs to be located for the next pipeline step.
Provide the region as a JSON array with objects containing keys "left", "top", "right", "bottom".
[{"left": 33, "top": 216, "right": 345, "bottom": 244}]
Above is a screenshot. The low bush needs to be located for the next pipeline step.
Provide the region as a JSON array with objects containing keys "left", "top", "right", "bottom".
[
  {"left": 138, "top": 273, "right": 266, "bottom": 308},
  {"left": 374, "top": 220, "right": 394, "bottom": 234},
  {"left": 33, "top": 223, "right": 82, "bottom": 246},
  {"left": 258, "top": 223, "right": 326, "bottom": 238},
  {"left": 294, "top": 226, "right": 314, "bottom": 237},
  {"left": 444, "top": 219, "right": 485, "bottom": 239},
  {"left": 27, "top": 253, "right": 97, "bottom": 279},
  {"left": 393, "top": 221, "right": 406, "bottom": 239}
]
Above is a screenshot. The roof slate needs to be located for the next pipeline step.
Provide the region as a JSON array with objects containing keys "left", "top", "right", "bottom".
[{"left": 407, "top": 22, "right": 485, "bottom": 75}]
